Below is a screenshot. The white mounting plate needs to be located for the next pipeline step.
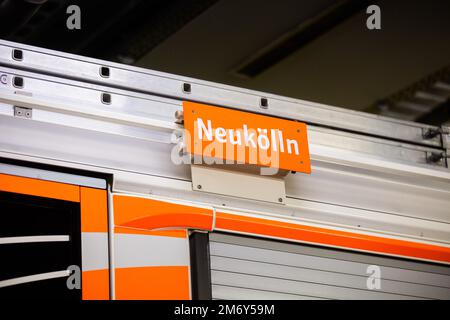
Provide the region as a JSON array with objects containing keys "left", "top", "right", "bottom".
[{"left": 190, "top": 165, "right": 286, "bottom": 205}]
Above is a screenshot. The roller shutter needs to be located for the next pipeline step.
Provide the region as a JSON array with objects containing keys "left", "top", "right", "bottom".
[
  {"left": 209, "top": 233, "right": 450, "bottom": 300},
  {"left": 0, "top": 164, "right": 107, "bottom": 299}
]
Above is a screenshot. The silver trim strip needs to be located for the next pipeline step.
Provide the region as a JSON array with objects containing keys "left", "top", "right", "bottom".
[
  {"left": 0, "top": 270, "right": 70, "bottom": 288},
  {"left": 0, "top": 235, "right": 70, "bottom": 245},
  {"left": 107, "top": 186, "right": 115, "bottom": 300},
  {"left": 0, "top": 39, "right": 442, "bottom": 147},
  {"left": 0, "top": 92, "right": 178, "bottom": 133}
]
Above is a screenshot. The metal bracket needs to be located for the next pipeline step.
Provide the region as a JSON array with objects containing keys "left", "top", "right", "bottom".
[
  {"left": 441, "top": 125, "right": 450, "bottom": 169},
  {"left": 174, "top": 110, "right": 184, "bottom": 124},
  {"left": 426, "top": 151, "right": 449, "bottom": 165},
  {"left": 441, "top": 125, "right": 450, "bottom": 150},
  {"left": 422, "top": 127, "right": 449, "bottom": 140},
  {"left": 191, "top": 165, "right": 287, "bottom": 205},
  {"left": 423, "top": 126, "right": 450, "bottom": 168},
  {"left": 13, "top": 106, "right": 32, "bottom": 119}
]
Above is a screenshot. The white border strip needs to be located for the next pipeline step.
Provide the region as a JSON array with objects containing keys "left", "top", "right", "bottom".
[
  {"left": 108, "top": 186, "right": 115, "bottom": 300},
  {"left": 0, "top": 270, "right": 70, "bottom": 288},
  {"left": 212, "top": 207, "right": 217, "bottom": 232}
]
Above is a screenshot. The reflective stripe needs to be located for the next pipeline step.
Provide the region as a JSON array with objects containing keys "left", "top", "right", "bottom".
[
  {"left": 110, "top": 194, "right": 450, "bottom": 264},
  {"left": 81, "top": 232, "right": 109, "bottom": 271},
  {"left": 215, "top": 212, "right": 450, "bottom": 265},
  {"left": 113, "top": 194, "right": 213, "bottom": 231},
  {"left": 114, "top": 233, "right": 190, "bottom": 269},
  {"left": 112, "top": 194, "right": 192, "bottom": 300},
  {"left": 0, "top": 270, "right": 70, "bottom": 288},
  {"left": 112, "top": 194, "right": 450, "bottom": 264},
  {"left": 0, "top": 235, "right": 69, "bottom": 244},
  {"left": 115, "top": 226, "right": 187, "bottom": 238}
]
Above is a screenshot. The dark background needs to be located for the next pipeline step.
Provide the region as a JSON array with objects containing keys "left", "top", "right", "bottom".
[{"left": 1, "top": 0, "right": 449, "bottom": 126}]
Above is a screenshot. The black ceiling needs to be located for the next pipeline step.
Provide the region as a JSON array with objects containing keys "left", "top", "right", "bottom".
[
  {"left": 1, "top": 0, "right": 449, "bottom": 126},
  {"left": 0, "top": 0, "right": 218, "bottom": 63}
]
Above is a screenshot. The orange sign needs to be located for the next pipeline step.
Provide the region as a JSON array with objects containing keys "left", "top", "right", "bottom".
[{"left": 183, "top": 101, "right": 311, "bottom": 174}]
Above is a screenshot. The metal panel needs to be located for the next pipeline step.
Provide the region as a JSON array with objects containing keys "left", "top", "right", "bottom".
[
  {"left": 212, "top": 285, "right": 328, "bottom": 300},
  {"left": 211, "top": 270, "right": 426, "bottom": 300},
  {"left": 210, "top": 233, "right": 450, "bottom": 300},
  {"left": 0, "top": 115, "right": 190, "bottom": 182},
  {"left": 1, "top": 146, "right": 449, "bottom": 246},
  {"left": 0, "top": 66, "right": 444, "bottom": 169},
  {"left": 0, "top": 40, "right": 443, "bottom": 148},
  {"left": 285, "top": 162, "right": 450, "bottom": 224},
  {"left": 0, "top": 163, "right": 106, "bottom": 189},
  {"left": 0, "top": 67, "right": 181, "bottom": 140},
  {"left": 0, "top": 48, "right": 449, "bottom": 255}
]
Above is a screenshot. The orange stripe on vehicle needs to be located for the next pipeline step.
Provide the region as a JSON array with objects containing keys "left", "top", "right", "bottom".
[
  {"left": 114, "top": 226, "right": 187, "bottom": 238},
  {"left": 113, "top": 195, "right": 213, "bottom": 231},
  {"left": 215, "top": 212, "right": 450, "bottom": 264},
  {"left": 0, "top": 173, "right": 80, "bottom": 202},
  {"left": 80, "top": 187, "right": 108, "bottom": 233},
  {"left": 115, "top": 266, "right": 190, "bottom": 300},
  {"left": 82, "top": 269, "right": 109, "bottom": 300},
  {"left": 80, "top": 187, "right": 109, "bottom": 300}
]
